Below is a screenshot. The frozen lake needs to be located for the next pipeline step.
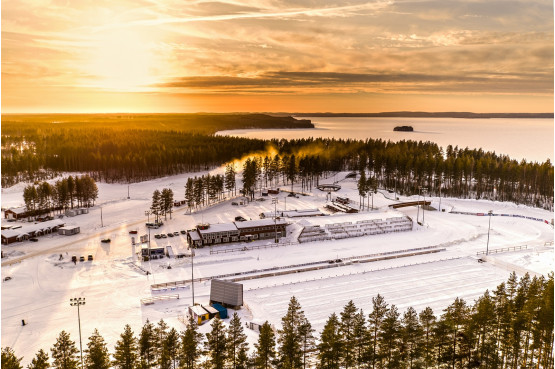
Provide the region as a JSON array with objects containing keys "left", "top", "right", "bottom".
[{"left": 217, "top": 117, "right": 554, "bottom": 163}]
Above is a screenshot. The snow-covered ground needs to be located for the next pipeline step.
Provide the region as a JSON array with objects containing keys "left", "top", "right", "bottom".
[{"left": 1, "top": 170, "right": 553, "bottom": 363}]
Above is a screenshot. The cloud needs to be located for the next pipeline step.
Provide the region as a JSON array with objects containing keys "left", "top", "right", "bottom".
[{"left": 156, "top": 70, "right": 554, "bottom": 94}]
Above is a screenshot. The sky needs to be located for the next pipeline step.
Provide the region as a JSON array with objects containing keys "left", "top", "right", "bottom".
[{"left": 2, "top": 0, "right": 553, "bottom": 113}]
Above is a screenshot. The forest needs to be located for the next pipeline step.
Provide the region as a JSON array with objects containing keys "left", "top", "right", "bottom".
[
  {"left": 2, "top": 272, "right": 553, "bottom": 369},
  {"left": 1, "top": 115, "right": 553, "bottom": 210}
]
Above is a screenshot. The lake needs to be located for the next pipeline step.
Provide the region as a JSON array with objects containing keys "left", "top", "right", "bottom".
[{"left": 216, "top": 117, "right": 554, "bottom": 163}]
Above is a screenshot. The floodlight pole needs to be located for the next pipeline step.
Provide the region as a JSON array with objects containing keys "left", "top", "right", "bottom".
[
  {"left": 191, "top": 246, "right": 195, "bottom": 305},
  {"left": 486, "top": 210, "right": 493, "bottom": 255},
  {"left": 144, "top": 210, "right": 150, "bottom": 223},
  {"left": 272, "top": 197, "right": 278, "bottom": 243},
  {"left": 100, "top": 207, "right": 103, "bottom": 227},
  {"left": 69, "top": 298, "right": 85, "bottom": 369}
]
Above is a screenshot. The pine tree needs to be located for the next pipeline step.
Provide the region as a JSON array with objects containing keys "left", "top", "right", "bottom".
[
  {"left": 180, "top": 318, "right": 203, "bottom": 369},
  {"left": 50, "top": 331, "right": 79, "bottom": 369},
  {"left": 418, "top": 307, "right": 436, "bottom": 369},
  {"left": 255, "top": 321, "right": 276, "bottom": 369},
  {"left": 151, "top": 190, "right": 161, "bottom": 223},
  {"left": 28, "top": 349, "right": 50, "bottom": 369},
  {"left": 401, "top": 307, "right": 422, "bottom": 369},
  {"left": 351, "top": 309, "right": 367, "bottom": 367},
  {"left": 368, "top": 294, "right": 388, "bottom": 369},
  {"left": 442, "top": 297, "right": 468, "bottom": 369},
  {"left": 205, "top": 317, "right": 227, "bottom": 369},
  {"left": 84, "top": 329, "right": 110, "bottom": 369},
  {"left": 227, "top": 313, "right": 248, "bottom": 369},
  {"left": 339, "top": 300, "right": 358, "bottom": 369},
  {"left": 357, "top": 171, "right": 367, "bottom": 210},
  {"left": 318, "top": 313, "right": 342, "bottom": 369},
  {"left": 2, "top": 347, "right": 23, "bottom": 369},
  {"left": 380, "top": 305, "right": 401, "bottom": 368},
  {"left": 185, "top": 178, "right": 195, "bottom": 212},
  {"left": 298, "top": 319, "right": 315, "bottom": 369},
  {"left": 225, "top": 164, "right": 236, "bottom": 196},
  {"left": 139, "top": 320, "right": 156, "bottom": 368},
  {"left": 113, "top": 325, "right": 138, "bottom": 369},
  {"left": 277, "top": 296, "right": 310, "bottom": 369},
  {"left": 165, "top": 328, "right": 179, "bottom": 369},
  {"left": 154, "top": 320, "right": 170, "bottom": 369}
]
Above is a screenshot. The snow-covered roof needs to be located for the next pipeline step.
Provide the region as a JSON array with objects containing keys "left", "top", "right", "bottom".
[
  {"left": 1, "top": 219, "right": 65, "bottom": 239},
  {"left": 198, "top": 223, "right": 238, "bottom": 234},
  {"left": 235, "top": 218, "right": 287, "bottom": 229},
  {"left": 6, "top": 207, "right": 27, "bottom": 215},
  {"left": 190, "top": 305, "right": 208, "bottom": 316},
  {"left": 188, "top": 231, "right": 201, "bottom": 241},
  {"left": 298, "top": 211, "right": 407, "bottom": 228},
  {"left": 202, "top": 305, "right": 218, "bottom": 314},
  {"left": 59, "top": 226, "right": 80, "bottom": 231}
]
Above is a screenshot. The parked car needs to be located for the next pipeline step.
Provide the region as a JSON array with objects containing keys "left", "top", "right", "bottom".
[
  {"left": 88, "top": 255, "right": 93, "bottom": 261},
  {"left": 167, "top": 233, "right": 174, "bottom": 237},
  {"left": 235, "top": 216, "right": 247, "bottom": 222},
  {"left": 161, "top": 234, "right": 167, "bottom": 238},
  {"left": 129, "top": 230, "right": 138, "bottom": 234},
  {"left": 3, "top": 276, "right": 12, "bottom": 281},
  {"left": 29, "top": 238, "right": 39, "bottom": 242},
  {"left": 173, "top": 231, "right": 179, "bottom": 236},
  {"left": 231, "top": 202, "right": 238, "bottom": 206},
  {"left": 101, "top": 238, "right": 111, "bottom": 243},
  {"left": 180, "top": 230, "right": 186, "bottom": 234},
  {"left": 335, "top": 259, "right": 343, "bottom": 263},
  {"left": 154, "top": 234, "right": 161, "bottom": 239},
  {"left": 288, "top": 192, "right": 296, "bottom": 197},
  {"left": 79, "top": 256, "right": 85, "bottom": 262}
]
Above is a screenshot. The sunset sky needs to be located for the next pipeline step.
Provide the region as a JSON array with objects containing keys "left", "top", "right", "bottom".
[{"left": 2, "top": 0, "right": 553, "bottom": 113}]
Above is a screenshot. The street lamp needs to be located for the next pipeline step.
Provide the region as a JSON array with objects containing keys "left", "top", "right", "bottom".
[
  {"left": 486, "top": 210, "right": 493, "bottom": 255},
  {"left": 272, "top": 197, "right": 278, "bottom": 243},
  {"left": 69, "top": 297, "right": 85, "bottom": 369},
  {"left": 144, "top": 210, "right": 151, "bottom": 223}
]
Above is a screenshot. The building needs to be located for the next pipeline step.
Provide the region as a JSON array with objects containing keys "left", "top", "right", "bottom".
[
  {"left": 234, "top": 218, "right": 287, "bottom": 242},
  {"left": 58, "top": 226, "right": 80, "bottom": 236},
  {"left": 1, "top": 219, "right": 65, "bottom": 244},
  {"left": 259, "top": 208, "right": 324, "bottom": 219},
  {"left": 186, "top": 218, "right": 287, "bottom": 247},
  {"left": 211, "top": 303, "right": 228, "bottom": 319},
  {"left": 4, "top": 207, "right": 30, "bottom": 220},
  {"left": 210, "top": 279, "right": 243, "bottom": 308},
  {"left": 202, "top": 305, "right": 219, "bottom": 319},
  {"left": 189, "top": 305, "right": 210, "bottom": 325}
]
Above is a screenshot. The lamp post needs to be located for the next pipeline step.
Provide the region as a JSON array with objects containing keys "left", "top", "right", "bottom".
[
  {"left": 144, "top": 210, "right": 151, "bottom": 223},
  {"left": 417, "top": 186, "right": 428, "bottom": 225},
  {"left": 69, "top": 297, "right": 85, "bottom": 369},
  {"left": 100, "top": 207, "right": 103, "bottom": 227},
  {"left": 272, "top": 197, "right": 278, "bottom": 243},
  {"left": 486, "top": 210, "right": 493, "bottom": 255},
  {"left": 191, "top": 245, "right": 195, "bottom": 306}
]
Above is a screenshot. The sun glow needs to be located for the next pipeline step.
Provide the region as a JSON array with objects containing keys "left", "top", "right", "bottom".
[{"left": 87, "top": 28, "right": 157, "bottom": 91}]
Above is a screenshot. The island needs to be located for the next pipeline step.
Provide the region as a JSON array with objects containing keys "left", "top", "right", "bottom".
[{"left": 393, "top": 125, "right": 414, "bottom": 132}]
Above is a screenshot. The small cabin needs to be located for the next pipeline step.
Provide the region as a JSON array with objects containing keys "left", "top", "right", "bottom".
[
  {"left": 202, "top": 305, "right": 219, "bottom": 319},
  {"left": 211, "top": 303, "right": 228, "bottom": 319},
  {"left": 189, "top": 305, "right": 210, "bottom": 325},
  {"left": 58, "top": 226, "right": 80, "bottom": 236}
]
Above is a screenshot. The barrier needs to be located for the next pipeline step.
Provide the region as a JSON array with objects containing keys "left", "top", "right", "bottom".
[
  {"left": 140, "top": 294, "right": 179, "bottom": 305},
  {"left": 476, "top": 245, "right": 528, "bottom": 255}
]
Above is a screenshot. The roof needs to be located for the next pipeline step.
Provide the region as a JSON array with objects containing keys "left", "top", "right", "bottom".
[
  {"left": 1, "top": 219, "right": 65, "bottom": 239},
  {"left": 198, "top": 223, "right": 238, "bottom": 234},
  {"left": 6, "top": 207, "right": 27, "bottom": 215},
  {"left": 202, "top": 305, "right": 218, "bottom": 314},
  {"left": 234, "top": 218, "right": 287, "bottom": 229},
  {"left": 59, "top": 226, "right": 80, "bottom": 231},
  {"left": 188, "top": 231, "right": 201, "bottom": 241},
  {"left": 190, "top": 305, "right": 209, "bottom": 316},
  {"left": 211, "top": 303, "right": 227, "bottom": 312}
]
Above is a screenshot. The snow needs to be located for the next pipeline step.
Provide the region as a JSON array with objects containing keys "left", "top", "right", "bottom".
[{"left": 1, "top": 170, "right": 553, "bottom": 364}]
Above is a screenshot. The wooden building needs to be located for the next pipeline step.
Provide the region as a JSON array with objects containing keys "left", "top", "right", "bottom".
[
  {"left": 186, "top": 218, "right": 287, "bottom": 247},
  {"left": 4, "top": 207, "right": 29, "bottom": 220},
  {"left": 189, "top": 305, "right": 210, "bottom": 325}
]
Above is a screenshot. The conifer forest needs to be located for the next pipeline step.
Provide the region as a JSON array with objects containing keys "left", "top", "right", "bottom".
[
  {"left": 2, "top": 273, "right": 553, "bottom": 369},
  {"left": 1, "top": 115, "right": 553, "bottom": 210}
]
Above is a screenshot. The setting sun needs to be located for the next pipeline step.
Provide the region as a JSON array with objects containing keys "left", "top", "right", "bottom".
[{"left": 87, "top": 28, "right": 156, "bottom": 91}]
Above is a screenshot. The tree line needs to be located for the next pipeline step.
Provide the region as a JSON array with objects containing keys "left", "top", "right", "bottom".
[
  {"left": 3, "top": 272, "right": 553, "bottom": 369},
  {"left": 2, "top": 117, "right": 552, "bottom": 210},
  {"left": 1, "top": 114, "right": 312, "bottom": 187},
  {"left": 21, "top": 175, "right": 98, "bottom": 218}
]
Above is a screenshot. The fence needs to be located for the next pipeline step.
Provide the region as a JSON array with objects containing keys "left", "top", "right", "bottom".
[
  {"left": 209, "top": 241, "right": 300, "bottom": 254},
  {"left": 476, "top": 245, "right": 528, "bottom": 256},
  {"left": 152, "top": 245, "right": 446, "bottom": 290},
  {"left": 140, "top": 294, "right": 179, "bottom": 305}
]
